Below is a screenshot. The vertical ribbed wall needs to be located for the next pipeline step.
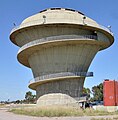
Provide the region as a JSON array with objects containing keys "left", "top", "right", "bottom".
[
  {"left": 28, "top": 44, "right": 100, "bottom": 78},
  {"left": 28, "top": 43, "right": 100, "bottom": 105}
]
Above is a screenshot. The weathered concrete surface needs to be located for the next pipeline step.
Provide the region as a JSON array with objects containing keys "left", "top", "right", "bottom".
[
  {"left": 37, "top": 93, "right": 79, "bottom": 106},
  {"left": 93, "top": 105, "right": 118, "bottom": 112},
  {"left": 10, "top": 8, "right": 114, "bottom": 106}
]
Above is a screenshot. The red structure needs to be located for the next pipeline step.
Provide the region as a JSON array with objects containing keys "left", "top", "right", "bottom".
[{"left": 103, "top": 80, "right": 118, "bottom": 106}]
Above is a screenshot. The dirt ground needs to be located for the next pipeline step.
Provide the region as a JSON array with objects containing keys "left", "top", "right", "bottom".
[{"left": 0, "top": 108, "right": 118, "bottom": 120}]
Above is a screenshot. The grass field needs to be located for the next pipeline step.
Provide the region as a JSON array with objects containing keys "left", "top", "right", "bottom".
[{"left": 9, "top": 106, "right": 118, "bottom": 117}]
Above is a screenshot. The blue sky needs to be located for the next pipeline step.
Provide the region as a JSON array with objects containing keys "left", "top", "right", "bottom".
[{"left": 0, "top": 0, "right": 118, "bottom": 101}]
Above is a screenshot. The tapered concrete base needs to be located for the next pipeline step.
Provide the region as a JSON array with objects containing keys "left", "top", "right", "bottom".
[
  {"left": 35, "top": 78, "right": 85, "bottom": 107},
  {"left": 37, "top": 93, "right": 79, "bottom": 107}
]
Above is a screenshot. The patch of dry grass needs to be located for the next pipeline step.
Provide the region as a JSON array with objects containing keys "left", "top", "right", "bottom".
[
  {"left": 9, "top": 106, "right": 118, "bottom": 117},
  {"left": 0, "top": 104, "right": 5, "bottom": 108},
  {"left": 10, "top": 106, "right": 83, "bottom": 117}
]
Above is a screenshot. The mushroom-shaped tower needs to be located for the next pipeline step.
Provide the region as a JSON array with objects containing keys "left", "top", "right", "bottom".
[{"left": 10, "top": 8, "right": 114, "bottom": 106}]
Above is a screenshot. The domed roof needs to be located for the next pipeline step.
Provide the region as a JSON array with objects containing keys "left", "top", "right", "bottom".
[
  {"left": 21, "top": 8, "right": 99, "bottom": 28},
  {"left": 10, "top": 8, "right": 114, "bottom": 47}
]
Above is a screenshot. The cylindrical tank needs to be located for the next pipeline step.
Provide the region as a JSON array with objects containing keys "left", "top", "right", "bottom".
[{"left": 10, "top": 8, "right": 114, "bottom": 106}]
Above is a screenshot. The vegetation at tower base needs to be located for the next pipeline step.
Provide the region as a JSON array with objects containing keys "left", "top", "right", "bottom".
[
  {"left": 25, "top": 91, "right": 36, "bottom": 104},
  {"left": 10, "top": 106, "right": 118, "bottom": 117},
  {"left": 91, "top": 83, "right": 103, "bottom": 102},
  {"left": 82, "top": 87, "right": 91, "bottom": 99},
  {"left": 81, "top": 84, "right": 103, "bottom": 102}
]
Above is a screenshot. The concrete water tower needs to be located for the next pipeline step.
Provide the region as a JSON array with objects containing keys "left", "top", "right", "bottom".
[{"left": 10, "top": 8, "right": 114, "bottom": 106}]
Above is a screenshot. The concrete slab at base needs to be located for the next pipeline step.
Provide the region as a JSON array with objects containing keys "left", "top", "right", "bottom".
[
  {"left": 37, "top": 93, "right": 79, "bottom": 107},
  {"left": 93, "top": 106, "right": 118, "bottom": 112}
]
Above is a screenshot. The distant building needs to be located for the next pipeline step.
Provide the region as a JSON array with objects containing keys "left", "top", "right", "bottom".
[
  {"left": 104, "top": 80, "right": 118, "bottom": 106},
  {"left": 10, "top": 8, "right": 114, "bottom": 106}
]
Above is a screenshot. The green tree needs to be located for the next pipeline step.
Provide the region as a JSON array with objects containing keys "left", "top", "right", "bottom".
[
  {"left": 82, "top": 87, "right": 91, "bottom": 99},
  {"left": 25, "top": 91, "right": 36, "bottom": 103},
  {"left": 15, "top": 100, "right": 21, "bottom": 104},
  {"left": 91, "top": 83, "right": 103, "bottom": 101}
]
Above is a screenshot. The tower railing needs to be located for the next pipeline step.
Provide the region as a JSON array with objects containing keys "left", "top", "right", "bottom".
[
  {"left": 18, "top": 35, "right": 97, "bottom": 54},
  {"left": 10, "top": 19, "right": 113, "bottom": 36},
  {"left": 99, "top": 25, "right": 113, "bottom": 35},
  {"left": 29, "top": 72, "right": 93, "bottom": 84}
]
